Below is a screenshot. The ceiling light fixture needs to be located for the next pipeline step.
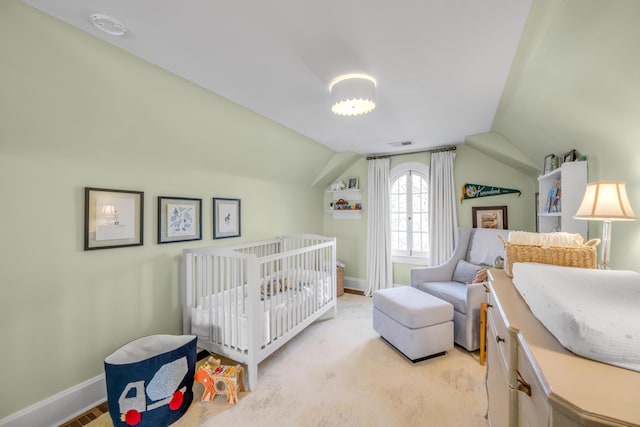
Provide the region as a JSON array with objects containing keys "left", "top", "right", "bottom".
[
  {"left": 329, "top": 74, "right": 376, "bottom": 117},
  {"left": 90, "top": 13, "right": 127, "bottom": 36}
]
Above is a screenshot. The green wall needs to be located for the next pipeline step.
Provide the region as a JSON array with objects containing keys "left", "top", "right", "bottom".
[
  {"left": 493, "top": 0, "right": 640, "bottom": 270},
  {"left": 0, "top": 1, "right": 332, "bottom": 418}
]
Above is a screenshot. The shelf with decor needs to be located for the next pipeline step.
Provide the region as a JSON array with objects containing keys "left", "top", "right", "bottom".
[
  {"left": 326, "top": 189, "right": 363, "bottom": 220},
  {"left": 537, "top": 160, "right": 587, "bottom": 239}
]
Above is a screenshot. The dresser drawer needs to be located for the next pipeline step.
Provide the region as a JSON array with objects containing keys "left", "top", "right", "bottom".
[
  {"left": 486, "top": 324, "right": 510, "bottom": 427},
  {"left": 517, "top": 347, "right": 550, "bottom": 427},
  {"left": 487, "top": 292, "right": 510, "bottom": 370}
]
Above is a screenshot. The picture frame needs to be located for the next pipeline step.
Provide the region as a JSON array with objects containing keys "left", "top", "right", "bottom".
[
  {"left": 347, "top": 176, "right": 359, "bottom": 190},
  {"left": 213, "top": 197, "right": 241, "bottom": 239},
  {"left": 563, "top": 149, "right": 578, "bottom": 163},
  {"left": 157, "top": 196, "right": 202, "bottom": 244},
  {"left": 543, "top": 154, "right": 557, "bottom": 174},
  {"left": 472, "top": 205, "right": 508, "bottom": 230},
  {"left": 84, "top": 187, "right": 143, "bottom": 250}
]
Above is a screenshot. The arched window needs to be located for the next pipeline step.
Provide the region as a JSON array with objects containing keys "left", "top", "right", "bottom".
[{"left": 390, "top": 162, "right": 430, "bottom": 263}]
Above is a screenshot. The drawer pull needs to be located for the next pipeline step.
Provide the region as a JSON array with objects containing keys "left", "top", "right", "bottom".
[
  {"left": 496, "top": 335, "right": 505, "bottom": 343},
  {"left": 516, "top": 370, "right": 532, "bottom": 397},
  {"left": 483, "top": 283, "right": 489, "bottom": 293},
  {"left": 487, "top": 304, "right": 493, "bottom": 309}
]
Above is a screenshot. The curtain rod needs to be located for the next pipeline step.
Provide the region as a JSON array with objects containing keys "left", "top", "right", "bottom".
[{"left": 365, "top": 145, "right": 457, "bottom": 160}]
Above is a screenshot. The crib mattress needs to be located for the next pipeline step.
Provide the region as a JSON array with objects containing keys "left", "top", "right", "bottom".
[
  {"left": 512, "top": 263, "right": 640, "bottom": 372},
  {"left": 192, "top": 272, "right": 332, "bottom": 350}
]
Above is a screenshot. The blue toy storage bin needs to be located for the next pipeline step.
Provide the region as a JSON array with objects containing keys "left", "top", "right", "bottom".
[{"left": 104, "top": 334, "right": 197, "bottom": 427}]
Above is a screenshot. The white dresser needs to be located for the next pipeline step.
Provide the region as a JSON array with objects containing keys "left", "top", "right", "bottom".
[{"left": 486, "top": 269, "right": 640, "bottom": 426}]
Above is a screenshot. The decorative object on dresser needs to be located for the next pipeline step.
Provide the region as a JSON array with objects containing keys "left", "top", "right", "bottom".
[
  {"left": 486, "top": 268, "right": 640, "bottom": 426},
  {"left": 411, "top": 227, "right": 510, "bottom": 351},
  {"left": 84, "top": 187, "right": 144, "bottom": 250},
  {"left": 574, "top": 180, "right": 637, "bottom": 269}
]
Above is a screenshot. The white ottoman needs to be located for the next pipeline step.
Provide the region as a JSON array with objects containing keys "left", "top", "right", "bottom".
[{"left": 373, "top": 286, "right": 454, "bottom": 362}]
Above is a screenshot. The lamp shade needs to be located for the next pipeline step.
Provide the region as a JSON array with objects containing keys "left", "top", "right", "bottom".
[
  {"left": 329, "top": 74, "right": 376, "bottom": 116},
  {"left": 574, "top": 181, "right": 637, "bottom": 221}
]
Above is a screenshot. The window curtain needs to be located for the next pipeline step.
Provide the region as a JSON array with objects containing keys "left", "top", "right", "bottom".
[
  {"left": 428, "top": 150, "right": 457, "bottom": 265},
  {"left": 366, "top": 158, "right": 392, "bottom": 296}
]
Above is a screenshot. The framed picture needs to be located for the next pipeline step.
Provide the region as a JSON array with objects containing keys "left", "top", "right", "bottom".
[
  {"left": 213, "top": 197, "right": 241, "bottom": 239},
  {"left": 84, "top": 187, "right": 143, "bottom": 250},
  {"left": 543, "top": 154, "right": 557, "bottom": 174},
  {"left": 157, "top": 196, "right": 202, "bottom": 244},
  {"left": 472, "top": 206, "right": 508, "bottom": 230},
  {"left": 347, "top": 176, "right": 359, "bottom": 190},
  {"left": 563, "top": 149, "right": 578, "bottom": 163}
]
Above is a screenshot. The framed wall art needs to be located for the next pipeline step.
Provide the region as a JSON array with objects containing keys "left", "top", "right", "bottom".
[
  {"left": 213, "top": 197, "right": 241, "bottom": 239},
  {"left": 472, "top": 205, "right": 508, "bottom": 230},
  {"left": 347, "top": 176, "right": 359, "bottom": 190},
  {"left": 543, "top": 154, "right": 558, "bottom": 174},
  {"left": 158, "top": 196, "right": 202, "bottom": 244},
  {"left": 84, "top": 187, "right": 143, "bottom": 250}
]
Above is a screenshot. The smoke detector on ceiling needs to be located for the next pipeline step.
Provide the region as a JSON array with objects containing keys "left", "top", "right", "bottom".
[
  {"left": 90, "top": 14, "right": 127, "bottom": 36},
  {"left": 388, "top": 141, "right": 414, "bottom": 147}
]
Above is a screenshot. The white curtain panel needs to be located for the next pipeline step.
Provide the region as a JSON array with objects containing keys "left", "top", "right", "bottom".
[
  {"left": 366, "top": 158, "right": 393, "bottom": 296},
  {"left": 429, "top": 150, "right": 458, "bottom": 265}
]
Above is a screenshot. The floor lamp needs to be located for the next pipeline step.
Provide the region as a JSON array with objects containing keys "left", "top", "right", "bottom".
[{"left": 574, "top": 181, "right": 637, "bottom": 269}]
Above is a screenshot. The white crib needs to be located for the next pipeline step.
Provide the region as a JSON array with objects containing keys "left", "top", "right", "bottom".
[{"left": 182, "top": 234, "right": 337, "bottom": 390}]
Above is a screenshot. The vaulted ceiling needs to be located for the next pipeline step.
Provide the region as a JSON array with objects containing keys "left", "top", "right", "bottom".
[{"left": 21, "top": 0, "right": 532, "bottom": 155}]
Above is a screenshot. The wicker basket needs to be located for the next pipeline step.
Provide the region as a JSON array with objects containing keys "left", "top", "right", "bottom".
[
  {"left": 499, "top": 235, "right": 599, "bottom": 277},
  {"left": 336, "top": 267, "right": 345, "bottom": 296}
]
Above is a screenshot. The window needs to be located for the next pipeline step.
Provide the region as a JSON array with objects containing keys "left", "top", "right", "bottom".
[{"left": 390, "top": 162, "right": 429, "bottom": 263}]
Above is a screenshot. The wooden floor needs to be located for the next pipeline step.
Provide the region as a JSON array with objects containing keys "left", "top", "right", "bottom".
[{"left": 59, "top": 401, "right": 109, "bottom": 427}]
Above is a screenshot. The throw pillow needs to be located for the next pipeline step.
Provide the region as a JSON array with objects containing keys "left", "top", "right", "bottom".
[
  {"left": 452, "top": 260, "right": 481, "bottom": 284},
  {"left": 472, "top": 268, "right": 488, "bottom": 283}
]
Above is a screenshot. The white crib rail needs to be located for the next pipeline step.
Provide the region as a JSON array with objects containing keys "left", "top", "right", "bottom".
[{"left": 182, "top": 235, "right": 336, "bottom": 390}]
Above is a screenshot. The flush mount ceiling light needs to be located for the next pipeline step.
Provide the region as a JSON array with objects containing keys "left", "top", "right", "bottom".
[
  {"left": 329, "top": 74, "right": 377, "bottom": 116},
  {"left": 90, "top": 13, "right": 127, "bottom": 36}
]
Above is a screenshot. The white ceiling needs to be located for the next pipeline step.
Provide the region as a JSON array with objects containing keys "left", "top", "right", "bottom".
[{"left": 21, "top": 0, "right": 532, "bottom": 155}]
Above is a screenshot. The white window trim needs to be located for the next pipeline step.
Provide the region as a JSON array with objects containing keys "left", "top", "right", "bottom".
[{"left": 390, "top": 162, "right": 430, "bottom": 265}]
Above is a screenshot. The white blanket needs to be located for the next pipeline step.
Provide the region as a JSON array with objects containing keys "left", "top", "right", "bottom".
[{"left": 512, "top": 263, "right": 640, "bottom": 372}]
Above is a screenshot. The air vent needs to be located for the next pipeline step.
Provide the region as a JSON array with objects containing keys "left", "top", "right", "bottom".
[{"left": 388, "top": 141, "right": 413, "bottom": 147}]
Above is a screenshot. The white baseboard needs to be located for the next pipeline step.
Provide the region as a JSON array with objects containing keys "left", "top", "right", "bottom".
[
  {"left": 0, "top": 374, "right": 106, "bottom": 427},
  {"left": 344, "top": 276, "right": 366, "bottom": 293}
]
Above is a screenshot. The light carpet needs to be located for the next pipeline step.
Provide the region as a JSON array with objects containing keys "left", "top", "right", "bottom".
[{"left": 88, "top": 293, "right": 488, "bottom": 426}]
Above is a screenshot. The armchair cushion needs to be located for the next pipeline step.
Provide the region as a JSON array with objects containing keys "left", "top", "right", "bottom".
[{"left": 416, "top": 282, "right": 468, "bottom": 314}]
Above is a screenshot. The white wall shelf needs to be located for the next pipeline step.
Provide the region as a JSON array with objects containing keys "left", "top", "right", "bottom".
[
  {"left": 326, "top": 189, "right": 363, "bottom": 220},
  {"left": 537, "top": 161, "right": 587, "bottom": 239}
]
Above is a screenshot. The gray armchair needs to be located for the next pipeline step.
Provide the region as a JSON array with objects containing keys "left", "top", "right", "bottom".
[{"left": 410, "top": 227, "right": 510, "bottom": 351}]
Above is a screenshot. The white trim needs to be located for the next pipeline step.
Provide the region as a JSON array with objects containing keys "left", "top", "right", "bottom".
[
  {"left": 344, "top": 276, "right": 366, "bottom": 293},
  {"left": 0, "top": 374, "right": 106, "bottom": 427},
  {"left": 393, "top": 255, "right": 430, "bottom": 265}
]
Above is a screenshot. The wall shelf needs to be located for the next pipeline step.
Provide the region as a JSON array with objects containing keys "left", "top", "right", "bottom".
[
  {"left": 537, "top": 161, "right": 587, "bottom": 239},
  {"left": 326, "top": 189, "right": 363, "bottom": 220}
]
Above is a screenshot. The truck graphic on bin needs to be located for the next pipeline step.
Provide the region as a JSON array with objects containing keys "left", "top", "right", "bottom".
[{"left": 116, "top": 356, "right": 188, "bottom": 426}]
